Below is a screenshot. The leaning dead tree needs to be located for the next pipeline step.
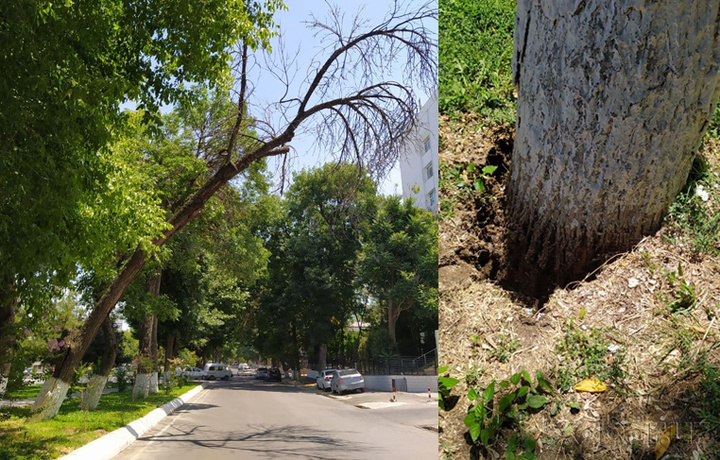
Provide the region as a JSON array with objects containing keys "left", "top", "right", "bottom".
[{"left": 31, "top": 1, "right": 436, "bottom": 420}]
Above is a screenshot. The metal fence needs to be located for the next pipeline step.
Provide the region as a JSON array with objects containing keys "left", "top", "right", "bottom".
[{"left": 358, "top": 348, "right": 437, "bottom": 376}]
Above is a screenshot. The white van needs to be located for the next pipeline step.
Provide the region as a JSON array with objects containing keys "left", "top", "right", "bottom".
[{"left": 201, "top": 363, "right": 233, "bottom": 380}]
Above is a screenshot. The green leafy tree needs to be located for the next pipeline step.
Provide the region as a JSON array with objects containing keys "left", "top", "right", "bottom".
[
  {"left": 0, "top": 0, "right": 283, "bottom": 398},
  {"left": 254, "top": 164, "right": 376, "bottom": 369},
  {"left": 358, "top": 196, "right": 438, "bottom": 344},
  {"left": 31, "top": 2, "right": 436, "bottom": 420}
]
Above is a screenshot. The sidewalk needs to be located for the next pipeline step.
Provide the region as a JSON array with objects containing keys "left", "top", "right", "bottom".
[{"left": 0, "top": 387, "right": 119, "bottom": 408}]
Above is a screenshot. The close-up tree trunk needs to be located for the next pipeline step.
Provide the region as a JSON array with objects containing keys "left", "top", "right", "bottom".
[{"left": 505, "top": 0, "right": 720, "bottom": 297}]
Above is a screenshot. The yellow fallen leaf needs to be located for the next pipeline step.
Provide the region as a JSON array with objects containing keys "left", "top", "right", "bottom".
[
  {"left": 574, "top": 378, "right": 607, "bottom": 393},
  {"left": 655, "top": 424, "right": 676, "bottom": 459}
]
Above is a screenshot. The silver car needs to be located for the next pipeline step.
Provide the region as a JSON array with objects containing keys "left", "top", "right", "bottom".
[
  {"left": 316, "top": 369, "right": 337, "bottom": 391},
  {"left": 330, "top": 369, "right": 365, "bottom": 394}
]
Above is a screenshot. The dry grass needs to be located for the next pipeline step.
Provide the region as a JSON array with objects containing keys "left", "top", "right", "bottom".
[{"left": 439, "top": 117, "right": 720, "bottom": 460}]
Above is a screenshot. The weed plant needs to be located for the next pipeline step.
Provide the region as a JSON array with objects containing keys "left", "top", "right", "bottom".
[{"left": 555, "top": 321, "right": 627, "bottom": 393}]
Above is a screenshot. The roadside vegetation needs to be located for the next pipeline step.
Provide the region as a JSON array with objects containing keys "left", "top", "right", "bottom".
[
  {"left": 438, "top": 1, "right": 720, "bottom": 459},
  {"left": 0, "top": 385, "right": 190, "bottom": 460}
]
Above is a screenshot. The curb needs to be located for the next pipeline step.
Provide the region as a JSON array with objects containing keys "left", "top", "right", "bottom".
[{"left": 58, "top": 383, "right": 208, "bottom": 460}]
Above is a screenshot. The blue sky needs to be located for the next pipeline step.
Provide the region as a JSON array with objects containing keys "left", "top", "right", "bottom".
[{"left": 247, "top": 0, "right": 438, "bottom": 195}]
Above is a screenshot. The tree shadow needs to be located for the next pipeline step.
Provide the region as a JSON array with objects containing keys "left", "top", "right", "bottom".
[{"left": 136, "top": 423, "right": 375, "bottom": 459}]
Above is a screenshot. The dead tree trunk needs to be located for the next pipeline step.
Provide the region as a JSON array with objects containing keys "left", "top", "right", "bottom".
[
  {"left": 81, "top": 317, "right": 117, "bottom": 410},
  {"left": 505, "top": 0, "right": 720, "bottom": 297}
]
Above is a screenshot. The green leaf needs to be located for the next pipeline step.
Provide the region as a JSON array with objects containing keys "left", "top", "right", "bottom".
[
  {"left": 439, "top": 366, "right": 448, "bottom": 374},
  {"left": 473, "top": 178, "right": 485, "bottom": 194},
  {"left": 466, "top": 162, "right": 476, "bottom": 173},
  {"left": 463, "top": 411, "right": 477, "bottom": 429},
  {"left": 527, "top": 395, "right": 548, "bottom": 409},
  {"left": 482, "top": 165, "right": 498, "bottom": 175},
  {"left": 510, "top": 372, "right": 521, "bottom": 385},
  {"left": 521, "top": 369, "right": 532, "bottom": 385},
  {"left": 475, "top": 403, "right": 487, "bottom": 421},
  {"left": 498, "top": 379, "right": 510, "bottom": 389},
  {"left": 439, "top": 376, "right": 459, "bottom": 390},
  {"left": 480, "top": 427, "right": 494, "bottom": 446},
  {"left": 469, "top": 422, "right": 481, "bottom": 442},
  {"left": 507, "top": 433, "right": 518, "bottom": 453},
  {"left": 468, "top": 387, "right": 479, "bottom": 401},
  {"left": 524, "top": 436, "right": 537, "bottom": 452},
  {"left": 499, "top": 392, "right": 516, "bottom": 412},
  {"left": 464, "top": 411, "right": 481, "bottom": 442},
  {"left": 482, "top": 381, "right": 495, "bottom": 402},
  {"left": 516, "top": 385, "right": 530, "bottom": 399}
]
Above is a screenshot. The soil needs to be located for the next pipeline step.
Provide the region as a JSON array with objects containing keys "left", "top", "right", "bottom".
[{"left": 438, "top": 114, "right": 720, "bottom": 460}]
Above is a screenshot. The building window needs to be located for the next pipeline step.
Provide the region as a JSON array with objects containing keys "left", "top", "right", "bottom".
[
  {"left": 427, "top": 188, "right": 437, "bottom": 209},
  {"left": 423, "top": 136, "right": 431, "bottom": 153},
  {"left": 424, "top": 162, "right": 433, "bottom": 180}
]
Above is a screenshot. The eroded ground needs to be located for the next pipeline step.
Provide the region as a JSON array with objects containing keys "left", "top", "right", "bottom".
[{"left": 438, "top": 114, "right": 720, "bottom": 460}]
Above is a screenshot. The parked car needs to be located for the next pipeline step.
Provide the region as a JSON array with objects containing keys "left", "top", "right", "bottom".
[
  {"left": 267, "top": 368, "right": 282, "bottom": 382},
  {"left": 183, "top": 367, "right": 203, "bottom": 379},
  {"left": 330, "top": 369, "right": 365, "bottom": 394},
  {"left": 201, "top": 363, "right": 233, "bottom": 380},
  {"left": 255, "top": 367, "right": 269, "bottom": 379},
  {"left": 316, "top": 369, "right": 336, "bottom": 391}
]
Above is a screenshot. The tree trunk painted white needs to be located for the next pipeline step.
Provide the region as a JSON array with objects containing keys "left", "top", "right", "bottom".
[
  {"left": 507, "top": 0, "right": 720, "bottom": 295},
  {"left": 150, "top": 372, "right": 158, "bottom": 394},
  {"left": 0, "top": 376, "right": 8, "bottom": 398},
  {"left": 29, "top": 377, "right": 69, "bottom": 421},
  {"left": 81, "top": 375, "right": 108, "bottom": 411},
  {"left": 132, "top": 373, "right": 151, "bottom": 400}
]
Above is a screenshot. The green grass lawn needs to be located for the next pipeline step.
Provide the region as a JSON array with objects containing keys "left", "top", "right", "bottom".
[
  {"left": 4, "top": 384, "right": 43, "bottom": 401},
  {"left": 0, "top": 385, "right": 194, "bottom": 460},
  {"left": 439, "top": 0, "right": 517, "bottom": 120}
]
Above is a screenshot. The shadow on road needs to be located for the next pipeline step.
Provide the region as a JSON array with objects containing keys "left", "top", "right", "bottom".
[
  {"left": 171, "top": 402, "right": 219, "bottom": 414},
  {"left": 137, "top": 423, "right": 375, "bottom": 459},
  {"left": 202, "top": 378, "right": 319, "bottom": 395}
]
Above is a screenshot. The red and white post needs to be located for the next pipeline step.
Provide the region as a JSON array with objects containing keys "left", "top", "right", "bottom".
[{"left": 392, "top": 387, "right": 396, "bottom": 402}]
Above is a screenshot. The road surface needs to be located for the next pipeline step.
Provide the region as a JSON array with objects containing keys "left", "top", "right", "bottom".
[{"left": 113, "top": 375, "right": 438, "bottom": 459}]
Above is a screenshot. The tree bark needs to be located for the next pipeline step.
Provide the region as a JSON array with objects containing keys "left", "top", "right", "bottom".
[
  {"left": 388, "top": 299, "right": 397, "bottom": 344},
  {"left": 150, "top": 314, "right": 158, "bottom": 393},
  {"left": 506, "top": 0, "right": 720, "bottom": 297},
  {"left": 81, "top": 317, "right": 117, "bottom": 411},
  {"left": 132, "top": 311, "right": 155, "bottom": 400},
  {"left": 0, "top": 279, "right": 17, "bottom": 399},
  {"left": 318, "top": 343, "right": 327, "bottom": 370}
]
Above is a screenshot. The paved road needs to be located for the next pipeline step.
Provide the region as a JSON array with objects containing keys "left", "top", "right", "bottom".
[{"left": 113, "top": 375, "right": 437, "bottom": 459}]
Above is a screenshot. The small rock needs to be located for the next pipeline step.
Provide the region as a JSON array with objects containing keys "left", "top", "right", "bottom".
[
  {"left": 628, "top": 277, "right": 639, "bottom": 288},
  {"left": 608, "top": 344, "right": 621, "bottom": 354}
]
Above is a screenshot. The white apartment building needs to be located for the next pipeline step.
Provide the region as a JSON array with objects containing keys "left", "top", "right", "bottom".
[{"left": 399, "top": 92, "right": 438, "bottom": 215}]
